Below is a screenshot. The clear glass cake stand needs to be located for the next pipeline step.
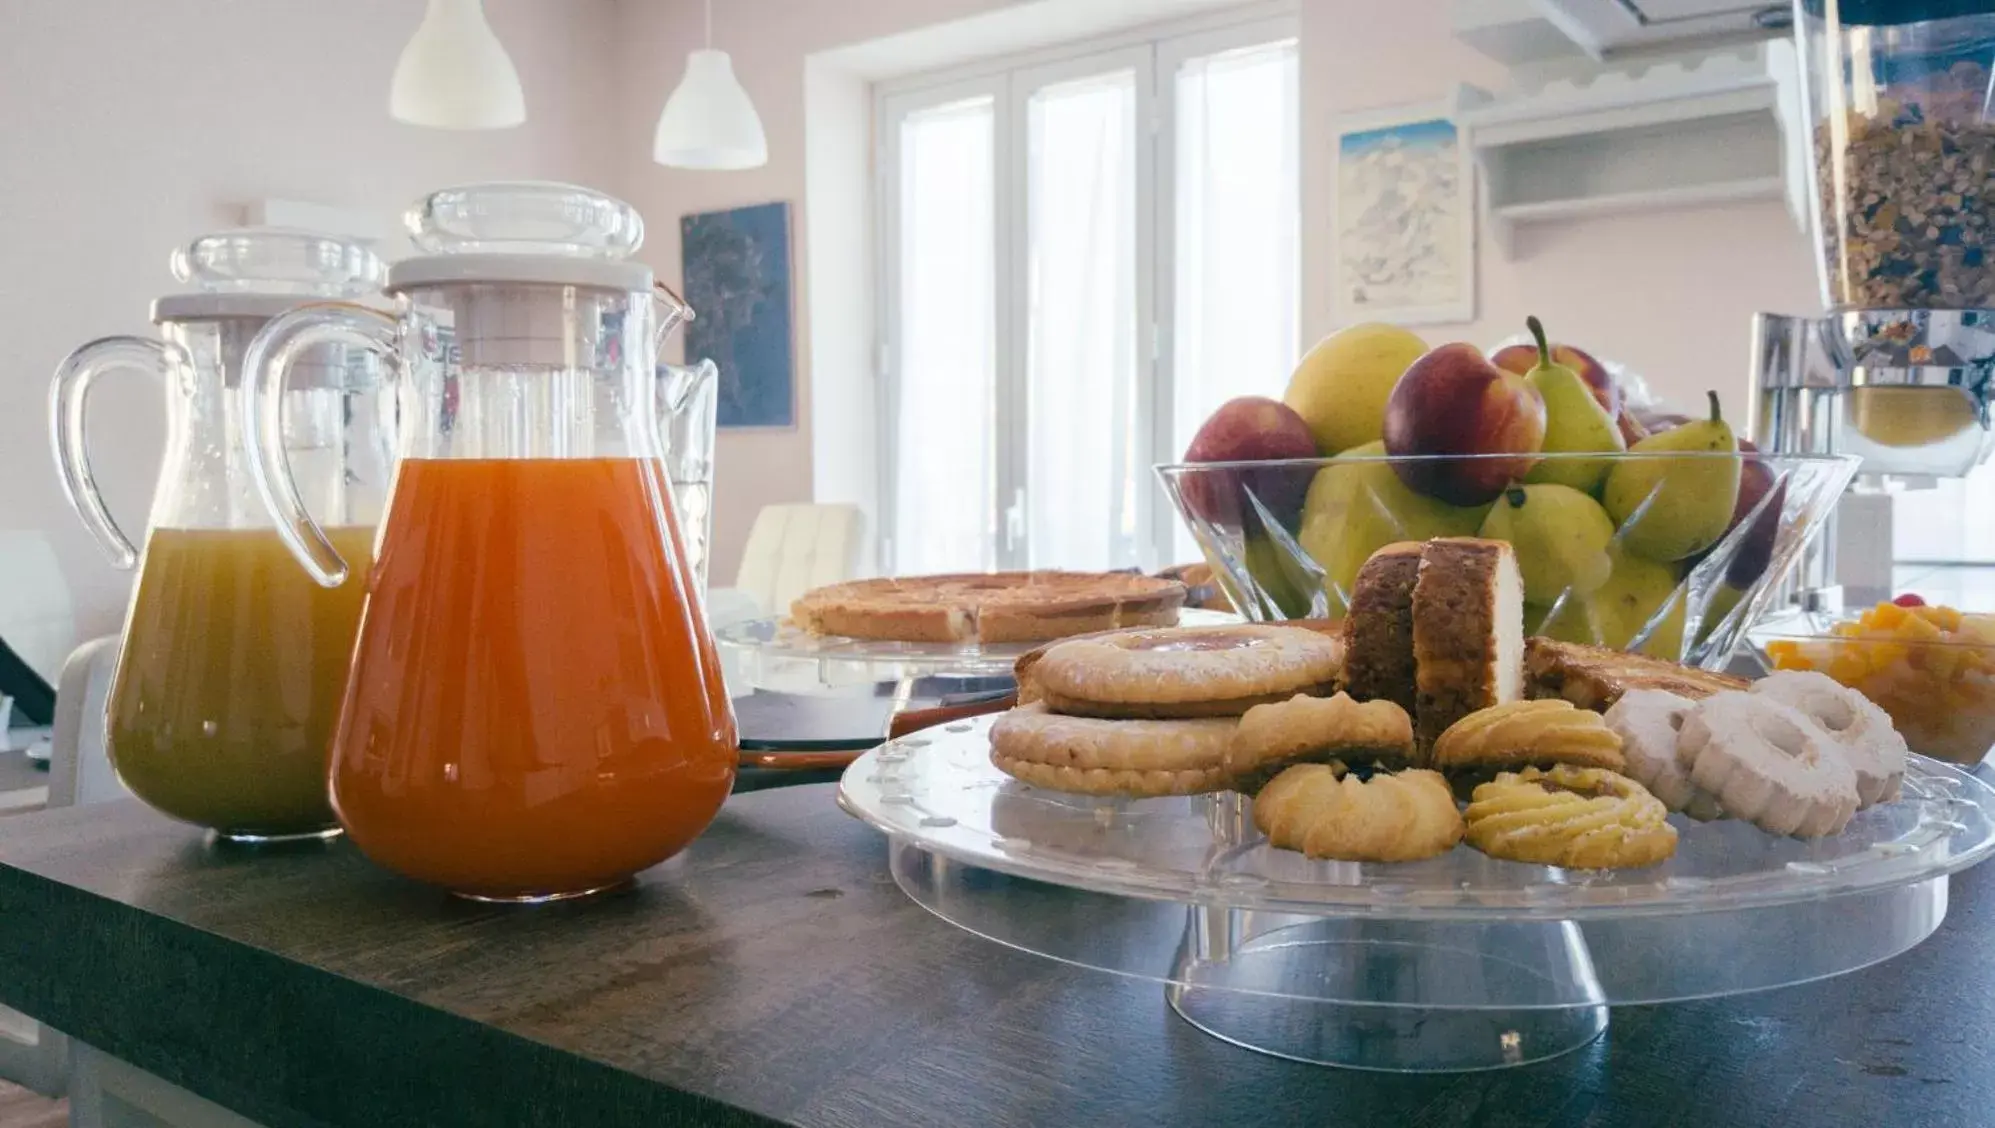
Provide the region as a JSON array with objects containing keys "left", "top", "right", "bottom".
[{"left": 837, "top": 715, "right": 1995, "bottom": 1073}]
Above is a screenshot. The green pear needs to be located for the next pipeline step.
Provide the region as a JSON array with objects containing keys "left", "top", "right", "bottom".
[
  {"left": 1478, "top": 483, "right": 1615, "bottom": 605},
  {"left": 1589, "top": 547, "right": 1683, "bottom": 651},
  {"left": 1528, "top": 597, "right": 1606, "bottom": 645},
  {"left": 1602, "top": 391, "right": 1742, "bottom": 562},
  {"left": 1298, "top": 441, "right": 1488, "bottom": 615},
  {"left": 1243, "top": 535, "right": 1314, "bottom": 619},
  {"left": 1528, "top": 547, "right": 1681, "bottom": 651},
  {"left": 1520, "top": 317, "right": 1625, "bottom": 493}
]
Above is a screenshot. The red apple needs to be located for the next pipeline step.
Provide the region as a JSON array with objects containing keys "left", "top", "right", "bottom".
[
  {"left": 1382, "top": 343, "right": 1546, "bottom": 506},
  {"left": 1723, "top": 441, "right": 1782, "bottom": 587},
  {"left": 1616, "top": 407, "right": 1650, "bottom": 448},
  {"left": 1492, "top": 339, "right": 1619, "bottom": 417},
  {"left": 1178, "top": 396, "right": 1321, "bottom": 528}
]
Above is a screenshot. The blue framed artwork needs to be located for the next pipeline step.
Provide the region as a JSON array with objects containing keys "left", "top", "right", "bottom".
[{"left": 681, "top": 201, "right": 796, "bottom": 429}]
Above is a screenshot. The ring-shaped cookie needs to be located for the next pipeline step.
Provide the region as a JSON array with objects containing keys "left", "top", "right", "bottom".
[
  {"left": 1678, "top": 692, "right": 1859, "bottom": 838},
  {"left": 1601, "top": 689, "right": 1724, "bottom": 820},
  {"left": 989, "top": 702, "right": 1235, "bottom": 796},
  {"left": 1253, "top": 764, "right": 1464, "bottom": 862},
  {"left": 1464, "top": 765, "right": 1678, "bottom": 869},
  {"left": 1750, "top": 671, "right": 1907, "bottom": 808},
  {"left": 1029, "top": 624, "right": 1344, "bottom": 719}
]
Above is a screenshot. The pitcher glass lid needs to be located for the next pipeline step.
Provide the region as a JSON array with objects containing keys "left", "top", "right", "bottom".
[
  {"left": 154, "top": 229, "right": 385, "bottom": 322},
  {"left": 389, "top": 182, "right": 654, "bottom": 293}
]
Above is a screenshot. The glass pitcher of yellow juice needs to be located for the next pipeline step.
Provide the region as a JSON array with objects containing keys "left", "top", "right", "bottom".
[{"left": 49, "top": 230, "right": 392, "bottom": 841}]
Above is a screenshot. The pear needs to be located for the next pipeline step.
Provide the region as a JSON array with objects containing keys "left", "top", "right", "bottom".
[
  {"left": 1478, "top": 483, "right": 1615, "bottom": 605},
  {"left": 1520, "top": 317, "right": 1625, "bottom": 493},
  {"left": 1528, "top": 547, "right": 1681, "bottom": 652},
  {"left": 1243, "top": 535, "right": 1315, "bottom": 619},
  {"left": 1298, "top": 441, "right": 1488, "bottom": 615},
  {"left": 1602, "top": 390, "right": 1742, "bottom": 562}
]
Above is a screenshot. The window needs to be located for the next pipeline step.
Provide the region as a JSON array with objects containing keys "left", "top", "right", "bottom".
[{"left": 877, "top": 15, "right": 1300, "bottom": 574}]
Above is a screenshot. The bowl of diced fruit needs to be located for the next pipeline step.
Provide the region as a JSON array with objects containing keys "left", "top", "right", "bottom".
[{"left": 1757, "top": 596, "right": 1995, "bottom": 766}]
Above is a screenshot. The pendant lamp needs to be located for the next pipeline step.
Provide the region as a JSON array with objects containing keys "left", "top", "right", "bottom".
[
  {"left": 390, "top": 0, "right": 526, "bottom": 130},
  {"left": 653, "top": 0, "right": 769, "bottom": 170}
]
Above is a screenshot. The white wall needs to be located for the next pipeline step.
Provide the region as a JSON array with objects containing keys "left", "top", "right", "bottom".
[
  {"left": 6, "top": 0, "right": 1821, "bottom": 642},
  {"left": 1297, "top": 0, "right": 1819, "bottom": 409},
  {"left": 2, "top": 0, "right": 616, "bottom": 639}
]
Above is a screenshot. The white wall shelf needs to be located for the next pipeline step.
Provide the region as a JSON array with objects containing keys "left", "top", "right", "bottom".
[{"left": 1452, "top": 42, "right": 1803, "bottom": 256}]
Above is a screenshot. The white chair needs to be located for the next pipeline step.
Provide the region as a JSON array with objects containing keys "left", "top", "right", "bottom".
[
  {"left": 708, "top": 504, "right": 868, "bottom": 696},
  {"left": 0, "top": 531, "right": 78, "bottom": 684}
]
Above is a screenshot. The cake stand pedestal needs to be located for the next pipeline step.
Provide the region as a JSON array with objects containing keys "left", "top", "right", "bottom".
[{"left": 842, "top": 717, "right": 1994, "bottom": 1073}]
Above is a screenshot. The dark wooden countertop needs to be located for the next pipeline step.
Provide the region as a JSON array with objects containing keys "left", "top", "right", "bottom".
[{"left": 0, "top": 787, "right": 1990, "bottom": 1128}]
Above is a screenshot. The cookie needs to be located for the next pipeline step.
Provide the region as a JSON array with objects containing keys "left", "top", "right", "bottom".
[
  {"left": 988, "top": 702, "right": 1234, "bottom": 796},
  {"left": 1751, "top": 671, "right": 1906, "bottom": 807},
  {"left": 1430, "top": 699, "right": 1627, "bottom": 774},
  {"left": 1253, "top": 763, "right": 1464, "bottom": 862},
  {"left": 1464, "top": 765, "right": 1678, "bottom": 869},
  {"left": 1678, "top": 691, "right": 1859, "bottom": 838},
  {"left": 1029, "top": 624, "right": 1343, "bottom": 719},
  {"left": 1601, "top": 688, "right": 1724, "bottom": 820},
  {"left": 1226, "top": 692, "right": 1415, "bottom": 788}
]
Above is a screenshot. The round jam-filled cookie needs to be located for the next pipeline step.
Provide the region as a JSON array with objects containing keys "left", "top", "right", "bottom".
[
  {"left": 1431, "top": 699, "right": 1626, "bottom": 774},
  {"left": 1226, "top": 692, "right": 1416, "bottom": 788},
  {"left": 1254, "top": 763, "right": 1464, "bottom": 862},
  {"left": 988, "top": 702, "right": 1234, "bottom": 796},
  {"left": 1464, "top": 765, "right": 1677, "bottom": 869},
  {"left": 1030, "top": 624, "right": 1344, "bottom": 719}
]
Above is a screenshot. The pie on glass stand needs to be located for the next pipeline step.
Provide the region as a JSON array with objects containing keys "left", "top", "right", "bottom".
[{"left": 790, "top": 571, "right": 1187, "bottom": 645}]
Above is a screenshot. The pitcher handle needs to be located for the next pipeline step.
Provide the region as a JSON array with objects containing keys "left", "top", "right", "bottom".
[
  {"left": 241, "top": 302, "right": 399, "bottom": 588},
  {"left": 48, "top": 336, "right": 177, "bottom": 569}
]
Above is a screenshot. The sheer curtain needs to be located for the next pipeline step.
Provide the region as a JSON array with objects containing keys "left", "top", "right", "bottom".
[
  {"left": 893, "top": 98, "right": 998, "bottom": 575},
  {"left": 1169, "top": 39, "right": 1301, "bottom": 565},
  {"left": 1025, "top": 71, "right": 1139, "bottom": 571}
]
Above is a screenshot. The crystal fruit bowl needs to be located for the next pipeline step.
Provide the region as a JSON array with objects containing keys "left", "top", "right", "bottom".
[{"left": 1156, "top": 450, "right": 1861, "bottom": 671}]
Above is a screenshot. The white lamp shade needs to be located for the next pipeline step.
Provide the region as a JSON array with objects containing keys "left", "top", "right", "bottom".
[
  {"left": 390, "top": 0, "right": 526, "bottom": 130},
  {"left": 653, "top": 49, "right": 768, "bottom": 170}
]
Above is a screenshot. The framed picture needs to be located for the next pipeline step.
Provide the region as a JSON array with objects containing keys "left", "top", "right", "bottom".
[
  {"left": 681, "top": 201, "right": 796, "bottom": 429},
  {"left": 1330, "top": 102, "right": 1476, "bottom": 326}
]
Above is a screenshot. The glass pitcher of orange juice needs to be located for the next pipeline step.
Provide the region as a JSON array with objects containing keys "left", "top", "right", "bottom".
[
  {"left": 242, "top": 183, "right": 737, "bottom": 902},
  {"left": 49, "top": 229, "right": 391, "bottom": 841}
]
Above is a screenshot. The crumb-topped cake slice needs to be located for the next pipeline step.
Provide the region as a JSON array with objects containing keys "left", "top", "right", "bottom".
[{"left": 1410, "top": 538, "right": 1524, "bottom": 753}]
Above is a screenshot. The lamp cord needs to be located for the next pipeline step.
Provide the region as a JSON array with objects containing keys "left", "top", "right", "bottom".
[{"left": 704, "top": 0, "right": 712, "bottom": 49}]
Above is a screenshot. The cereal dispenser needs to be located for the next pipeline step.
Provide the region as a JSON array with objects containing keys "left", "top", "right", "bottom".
[{"left": 1752, "top": 0, "right": 1995, "bottom": 614}]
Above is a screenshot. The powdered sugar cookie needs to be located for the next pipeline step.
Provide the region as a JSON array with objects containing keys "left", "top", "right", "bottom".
[
  {"left": 1678, "top": 692, "right": 1859, "bottom": 838},
  {"left": 1601, "top": 689, "right": 1724, "bottom": 820},
  {"left": 1751, "top": 671, "right": 1907, "bottom": 807}
]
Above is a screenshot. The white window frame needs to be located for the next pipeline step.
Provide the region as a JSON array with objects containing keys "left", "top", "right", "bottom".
[{"left": 873, "top": 4, "right": 1299, "bottom": 574}]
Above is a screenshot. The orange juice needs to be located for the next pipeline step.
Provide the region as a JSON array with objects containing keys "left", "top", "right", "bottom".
[
  {"left": 108, "top": 526, "right": 375, "bottom": 838},
  {"left": 331, "top": 457, "right": 736, "bottom": 900}
]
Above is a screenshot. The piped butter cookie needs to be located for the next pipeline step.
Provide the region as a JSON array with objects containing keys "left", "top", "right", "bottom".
[
  {"left": 1253, "top": 763, "right": 1464, "bottom": 863},
  {"left": 1431, "top": 699, "right": 1627, "bottom": 774},
  {"left": 1464, "top": 765, "right": 1678, "bottom": 869},
  {"left": 1226, "top": 692, "right": 1415, "bottom": 790}
]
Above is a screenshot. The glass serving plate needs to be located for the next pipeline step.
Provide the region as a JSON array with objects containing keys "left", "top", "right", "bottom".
[
  {"left": 840, "top": 715, "right": 1995, "bottom": 922},
  {"left": 717, "top": 607, "right": 1241, "bottom": 684}
]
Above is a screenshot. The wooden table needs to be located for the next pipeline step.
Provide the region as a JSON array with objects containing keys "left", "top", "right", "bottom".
[{"left": 0, "top": 787, "right": 1988, "bottom": 1128}]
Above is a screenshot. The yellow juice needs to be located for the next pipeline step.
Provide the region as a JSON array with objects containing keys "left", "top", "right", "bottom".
[{"left": 107, "top": 526, "right": 374, "bottom": 838}]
